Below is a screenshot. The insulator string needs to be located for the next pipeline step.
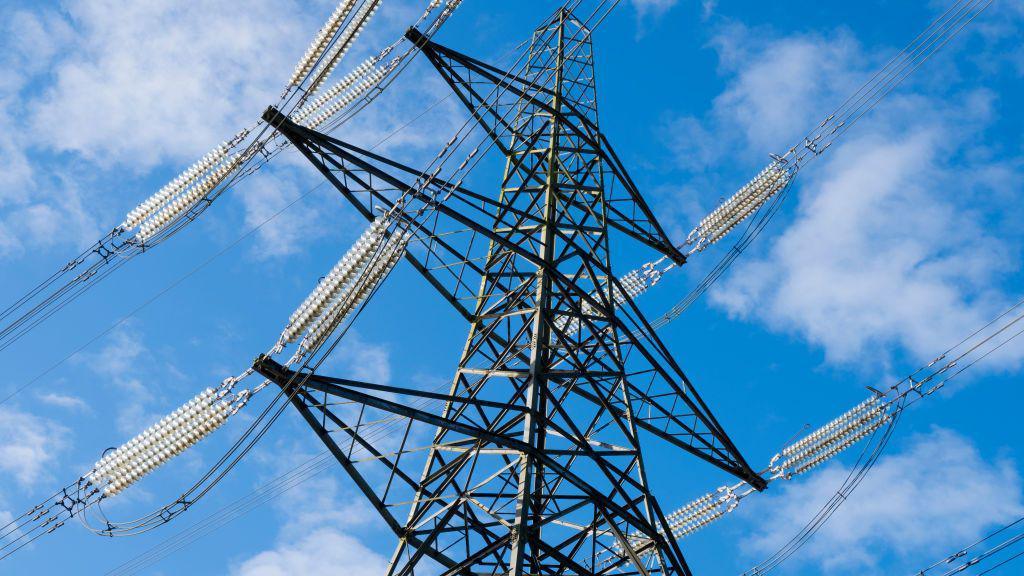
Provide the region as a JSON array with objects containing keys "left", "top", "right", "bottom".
[
  {"left": 1, "top": 0, "right": 629, "bottom": 566},
  {"left": 0, "top": 0, "right": 464, "bottom": 359},
  {"left": 594, "top": 293, "right": 1024, "bottom": 571},
  {"left": 626, "top": 0, "right": 991, "bottom": 330}
]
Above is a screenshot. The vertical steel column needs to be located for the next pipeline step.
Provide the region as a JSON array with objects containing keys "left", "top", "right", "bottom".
[{"left": 257, "top": 6, "right": 764, "bottom": 576}]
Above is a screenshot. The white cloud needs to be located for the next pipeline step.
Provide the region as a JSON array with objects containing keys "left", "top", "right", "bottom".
[
  {"left": 663, "top": 23, "right": 1024, "bottom": 368},
  {"left": 0, "top": 406, "right": 70, "bottom": 488},
  {"left": 0, "top": 11, "right": 101, "bottom": 258},
  {"left": 0, "top": 6, "right": 113, "bottom": 255},
  {"left": 630, "top": 0, "right": 698, "bottom": 35},
  {"left": 632, "top": 0, "right": 678, "bottom": 19},
  {"left": 76, "top": 324, "right": 168, "bottom": 435},
  {"left": 0, "top": 108, "right": 33, "bottom": 209},
  {"left": 739, "top": 428, "right": 1024, "bottom": 573},
  {"left": 37, "top": 392, "right": 89, "bottom": 412},
  {"left": 666, "top": 26, "right": 865, "bottom": 171},
  {"left": 26, "top": 0, "right": 315, "bottom": 170},
  {"left": 0, "top": 180, "right": 101, "bottom": 256},
  {"left": 0, "top": 223, "right": 20, "bottom": 258},
  {"left": 237, "top": 167, "right": 332, "bottom": 260},
  {"left": 0, "top": 0, "right": 318, "bottom": 258},
  {"left": 712, "top": 121, "right": 1017, "bottom": 365},
  {"left": 231, "top": 527, "right": 389, "bottom": 576},
  {"left": 231, "top": 443, "right": 391, "bottom": 576},
  {"left": 85, "top": 326, "right": 149, "bottom": 383},
  {"left": 328, "top": 330, "right": 393, "bottom": 384},
  {"left": 0, "top": 509, "right": 18, "bottom": 547},
  {"left": 17, "top": 0, "right": 454, "bottom": 170},
  {"left": 712, "top": 28, "right": 864, "bottom": 155},
  {"left": 0, "top": 0, "right": 463, "bottom": 262}
]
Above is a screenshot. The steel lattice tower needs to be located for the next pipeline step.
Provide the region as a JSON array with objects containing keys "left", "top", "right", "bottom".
[{"left": 257, "top": 7, "right": 764, "bottom": 575}]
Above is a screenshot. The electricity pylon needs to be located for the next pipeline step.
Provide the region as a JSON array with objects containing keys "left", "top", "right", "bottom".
[{"left": 256, "top": 7, "right": 764, "bottom": 575}]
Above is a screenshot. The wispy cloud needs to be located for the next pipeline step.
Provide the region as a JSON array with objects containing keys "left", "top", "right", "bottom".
[
  {"left": 660, "top": 19, "right": 1024, "bottom": 369},
  {"left": 661, "top": 25, "right": 866, "bottom": 178},
  {"left": 631, "top": 0, "right": 679, "bottom": 20},
  {"left": 75, "top": 323, "right": 172, "bottom": 435},
  {"left": 0, "top": 0, "right": 315, "bottom": 259},
  {"left": 37, "top": 392, "right": 89, "bottom": 412},
  {"left": 712, "top": 115, "right": 1020, "bottom": 366},
  {"left": 25, "top": 0, "right": 315, "bottom": 170},
  {"left": 231, "top": 527, "right": 389, "bottom": 576},
  {"left": 232, "top": 443, "right": 390, "bottom": 576},
  {"left": 0, "top": 406, "right": 70, "bottom": 488},
  {"left": 1, "top": 0, "right": 462, "bottom": 262},
  {"left": 334, "top": 331, "right": 393, "bottom": 384},
  {"left": 237, "top": 167, "right": 332, "bottom": 260}
]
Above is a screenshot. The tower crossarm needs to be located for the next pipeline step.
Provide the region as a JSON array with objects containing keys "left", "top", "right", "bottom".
[
  {"left": 263, "top": 106, "right": 764, "bottom": 488},
  {"left": 252, "top": 354, "right": 501, "bottom": 574},
  {"left": 406, "top": 27, "right": 686, "bottom": 266},
  {"left": 254, "top": 355, "right": 678, "bottom": 576},
  {"left": 260, "top": 8, "right": 765, "bottom": 574}
]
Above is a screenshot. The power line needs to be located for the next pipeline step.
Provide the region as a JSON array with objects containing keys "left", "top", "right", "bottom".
[
  {"left": 914, "top": 515, "right": 1024, "bottom": 575},
  {"left": 645, "top": 0, "right": 993, "bottom": 329},
  {"left": 4, "top": 0, "right": 627, "bottom": 569},
  {"left": 0, "top": 0, "right": 462, "bottom": 358}
]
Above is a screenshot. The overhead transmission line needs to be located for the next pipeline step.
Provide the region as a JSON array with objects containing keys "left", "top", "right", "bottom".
[
  {"left": 106, "top": 286, "right": 1024, "bottom": 576},
  {"left": 54, "top": 0, "right": 991, "bottom": 565},
  {"left": 0, "top": 0, "right": 618, "bottom": 564},
  {"left": 0, "top": 227, "right": 397, "bottom": 554},
  {"left": 0, "top": 0, "right": 997, "bottom": 569},
  {"left": 665, "top": 4, "right": 1005, "bottom": 568},
  {"left": 913, "top": 515, "right": 1024, "bottom": 576},
  {"left": 100, "top": 5, "right": 639, "bottom": 573},
  {"left": 0, "top": 229, "right": 411, "bottom": 559},
  {"left": 0, "top": 26, "right": 519, "bottom": 412},
  {"left": 624, "top": 0, "right": 995, "bottom": 330},
  {"left": 1, "top": 0, "right": 983, "bottom": 400},
  {"left": 0, "top": 0, "right": 469, "bottom": 555},
  {"left": 728, "top": 295, "right": 1024, "bottom": 575},
  {"left": 595, "top": 293, "right": 1024, "bottom": 565}
]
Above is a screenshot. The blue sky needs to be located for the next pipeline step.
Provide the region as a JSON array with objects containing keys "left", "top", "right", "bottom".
[{"left": 1, "top": 1, "right": 1023, "bottom": 575}]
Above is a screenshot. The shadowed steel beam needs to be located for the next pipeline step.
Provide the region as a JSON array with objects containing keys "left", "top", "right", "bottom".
[{"left": 261, "top": 7, "right": 765, "bottom": 575}]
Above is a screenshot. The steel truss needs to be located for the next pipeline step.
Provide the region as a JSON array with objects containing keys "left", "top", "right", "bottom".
[{"left": 257, "top": 8, "right": 763, "bottom": 576}]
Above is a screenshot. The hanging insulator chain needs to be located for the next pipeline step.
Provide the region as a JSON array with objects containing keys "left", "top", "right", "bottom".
[
  {"left": 685, "top": 159, "right": 793, "bottom": 254},
  {"left": 611, "top": 262, "right": 665, "bottom": 303},
  {"left": 618, "top": 486, "right": 740, "bottom": 554},
  {"left": 73, "top": 219, "right": 408, "bottom": 503},
  {"left": 303, "top": 59, "right": 397, "bottom": 130},
  {"left": 121, "top": 127, "right": 251, "bottom": 232},
  {"left": 288, "top": 0, "right": 359, "bottom": 88},
  {"left": 299, "top": 228, "right": 410, "bottom": 354},
  {"left": 431, "top": 0, "right": 463, "bottom": 30},
  {"left": 279, "top": 217, "right": 389, "bottom": 346},
  {"left": 136, "top": 144, "right": 255, "bottom": 243},
  {"left": 84, "top": 379, "right": 248, "bottom": 497},
  {"left": 779, "top": 396, "right": 880, "bottom": 458},
  {"left": 555, "top": 263, "right": 666, "bottom": 337},
  {"left": 767, "top": 396, "right": 892, "bottom": 479},
  {"left": 306, "top": 0, "right": 384, "bottom": 95},
  {"left": 292, "top": 58, "right": 376, "bottom": 124},
  {"left": 616, "top": 393, "right": 898, "bottom": 559}
]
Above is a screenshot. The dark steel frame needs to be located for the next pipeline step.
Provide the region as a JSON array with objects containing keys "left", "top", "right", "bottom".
[{"left": 256, "top": 8, "right": 764, "bottom": 576}]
